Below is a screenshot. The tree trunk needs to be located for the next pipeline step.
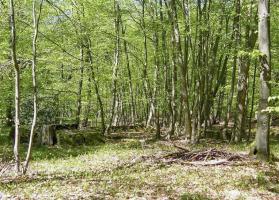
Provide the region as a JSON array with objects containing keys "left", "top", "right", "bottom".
[
  {"left": 23, "top": 0, "right": 43, "bottom": 174},
  {"left": 170, "top": 0, "right": 192, "bottom": 137},
  {"left": 248, "top": 60, "right": 257, "bottom": 141},
  {"left": 86, "top": 38, "right": 106, "bottom": 134},
  {"left": 76, "top": 44, "right": 84, "bottom": 128},
  {"left": 106, "top": 0, "right": 121, "bottom": 134},
  {"left": 223, "top": 0, "right": 240, "bottom": 140},
  {"left": 121, "top": 25, "right": 135, "bottom": 124},
  {"left": 41, "top": 125, "right": 57, "bottom": 146},
  {"left": 255, "top": 0, "right": 271, "bottom": 160},
  {"left": 234, "top": 0, "right": 257, "bottom": 143},
  {"left": 9, "top": 0, "right": 21, "bottom": 174}
]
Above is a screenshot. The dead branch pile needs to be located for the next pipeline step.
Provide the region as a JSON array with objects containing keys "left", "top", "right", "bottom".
[{"left": 163, "top": 148, "right": 248, "bottom": 163}]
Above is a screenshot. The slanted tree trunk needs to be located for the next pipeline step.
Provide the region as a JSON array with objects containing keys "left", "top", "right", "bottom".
[
  {"left": 255, "top": 0, "right": 271, "bottom": 160},
  {"left": 86, "top": 38, "right": 106, "bottom": 134},
  {"left": 9, "top": 0, "right": 21, "bottom": 174},
  {"left": 23, "top": 0, "right": 43, "bottom": 174}
]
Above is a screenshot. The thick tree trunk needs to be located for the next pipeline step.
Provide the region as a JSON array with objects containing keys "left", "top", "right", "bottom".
[
  {"left": 234, "top": 56, "right": 249, "bottom": 142},
  {"left": 255, "top": 0, "right": 271, "bottom": 160},
  {"left": 41, "top": 125, "right": 57, "bottom": 146},
  {"left": 234, "top": 0, "right": 257, "bottom": 142}
]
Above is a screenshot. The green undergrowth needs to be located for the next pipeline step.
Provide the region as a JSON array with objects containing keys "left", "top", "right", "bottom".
[{"left": 0, "top": 128, "right": 278, "bottom": 199}]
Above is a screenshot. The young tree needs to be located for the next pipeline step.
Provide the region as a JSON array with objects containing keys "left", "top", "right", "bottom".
[
  {"left": 9, "top": 0, "right": 21, "bottom": 173},
  {"left": 23, "top": 0, "right": 43, "bottom": 174}
]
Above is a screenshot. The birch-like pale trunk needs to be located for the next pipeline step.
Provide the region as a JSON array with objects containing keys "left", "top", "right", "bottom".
[
  {"left": 23, "top": 0, "right": 43, "bottom": 174},
  {"left": 106, "top": 0, "right": 120, "bottom": 134},
  {"left": 9, "top": 0, "right": 21, "bottom": 174}
]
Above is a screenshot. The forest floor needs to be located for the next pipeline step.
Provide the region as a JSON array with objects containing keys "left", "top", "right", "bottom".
[{"left": 0, "top": 126, "right": 279, "bottom": 200}]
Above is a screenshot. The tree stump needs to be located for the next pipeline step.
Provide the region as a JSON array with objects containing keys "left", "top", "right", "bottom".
[{"left": 41, "top": 125, "right": 57, "bottom": 145}]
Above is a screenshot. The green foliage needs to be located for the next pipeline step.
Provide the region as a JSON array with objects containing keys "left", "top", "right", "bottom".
[{"left": 56, "top": 129, "right": 104, "bottom": 146}]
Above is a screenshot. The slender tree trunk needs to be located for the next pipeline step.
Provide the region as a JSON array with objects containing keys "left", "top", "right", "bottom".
[
  {"left": 83, "top": 67, "right": 92, "bottom": 127},
  {"left": 183, "top": 0, "right": 196, "bottom": 143},
  {"left": 86, "top": 38, "right": 106, "bottom": 134},
  {"left": 75, "top": 3, "right": 86, "bottom": 128},
  {"left": 170, "top": 0, "right": 192, "bottom": 137},
  {"left": 23, "top": 0, "right": 43, "bottom": 174},
  {"left": 223, "top": 0, "right": 240, "bottom": 140},
  {"left": 255, "top": 0, "right": 271, "bottom": 160},
  {"left": 141, "top": 0, "right": 153, "bottom": 127},
  {"left": 165, "top": 0, "right": 177, "bottom": 136},
  {"left": 106, "top": 0, "right": 120, "bottom": 133},
  {"left": 9, "top": 0, "right": 21, "bottom": 174},
  {"left": 121, "top": 24, "right": 135, "bottom": 124},
  {"left": 159, "top": 0, "right": 171, "bottom": 130},
  {"left": 152, "top": 2, "right": 161, "bottom": 139},
  {"left": 76, "top": 44, "right": 84, "bottom": 127},
  {"left": 248, "top": 60, "right": 257, "bottom": 141}
]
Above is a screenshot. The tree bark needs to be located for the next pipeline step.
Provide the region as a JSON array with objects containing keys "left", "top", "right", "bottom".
[
  {"left": 255, "top": 0, "right": 271, "bottom": 160},
  {"left": 86, "top": 38, "right": 106, "bottom": 134},
  {"left": 248, "top": 60, "right": 257, "bottom": 141},
  {"left": 223, "top": 0, "right": 240, "bottom": 140},
  {"left": 170, "top": 0, "right": 192, "bottom": 137},
  {"left": 23, "top": 0, "right": 43, "bottom": 174},
  {"left": 234, "top": 0, "right": 257, "bottom": 142},
  {"left": 106, "top": 0, "right": 121, "bottom": 134},
  {"left": 9, "top": 0, "right": 21, "bottom": 174},
  {"left": 76, "top": 44, "right": 84, "bottom": 127},
  {"left": 121, "top": 23, "right": 135, "bottom": 124}
]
